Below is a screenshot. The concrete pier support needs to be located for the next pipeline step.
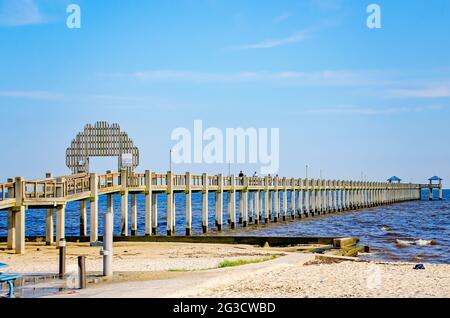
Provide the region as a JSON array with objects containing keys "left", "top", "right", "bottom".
[
  {"left": 56, "top": 204, "right": 65, "bottom": 247},
  {"left": 290, "top": 183, "right": 296, "bottom": 220},
  {"left": 131, "top": 194, "right": 137, "bottom": 236},
  {"left": 167, "top": 171, "right": 174, "bottom": 236},
  {"left": 230, "top": 175, "right": 236, "bottom": 229},
  {"left": 242, "top": 191, "right": 248, "bottom": 227},
  {"left": 9, "top": 177, "right": 25, "bottom": 254},
  {"left": 145, "top": 170, "right": 152, "bottom": 236},
  {"left": 274, "top": 177, "right": 279, "bottom": 222},
  {"left": 254, "top": 191, "right": 260, "bottom": 224},
  {"left": 216, "top": 174, "right": 223, "bottom": 231},
  {"left": 428, "top": 188, "right": 433, "bottom": 201},
  {"left": 304, "top": 179, "right": 310, "bottom": 217},
  {"left": 248, "top": 192, "right": 253, "bottom": 223},
  {"left": 298, "top": 180, "right": 304, "bottom": 218},
  {"left": 282, "top": 190, "right": 288, "bottom": 221},
  {"left": 120, "top": 169, "right": 129, "bottom": 236},
  {"left": 186, "top": 172, "right": 192, "bottom": 236},
  {"left": 90, "top": 173, "right": 99, "bottom": 242},
  {"left": 202, "top": 173, "right": 208, "bottom": 233},
  {"left": 79, "top": 200, "right": 87, "bottom": 237},
  {"left": 7, "top": 209, "right": 15, "bottom": 250},
  {"left": 14, "top": 206, "right": 25, "bottom": 254},
  {"left": 152, "top": 192, "right": 158, "bottom": 235},
  {"left": 264, "top": 177, "right": 270, "bottom": 223},
  {"left": 438, "top": 187, "right": 443, "bottom": 201},
  {"left": 46, "top": 208, "right": 54, "bottom": 245},
  {"left": 238, "top": 191, "right": 243, "bottom": 224}
]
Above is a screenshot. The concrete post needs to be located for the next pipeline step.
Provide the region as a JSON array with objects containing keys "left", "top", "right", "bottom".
[
  {"left": 282, "top": 192, "right": 288, "bottom": 222},
  {"left": 131, "top": 194, "right": 137, "bottom": 236},
  {"left": 145, "top": 170, "right": 152, "bottom": 236},
  {"left": 304, "top": 179, "right": 310, "bottom": 217},
  {"left": 274, "top": 176, "right": 279, "bottom": 222},
  {"left": 167, "top": 171, "right": 174, "bottom": 236},
  {"left": 438, "top": 180, "right": 443, "bottom": 201},
  {"left": 216, "top": 174, "right": 223, "bottom": 231},
  {"left": 264, "top": 176, "right": 270, "bottom": 223},
  {"left": 186, "top": 172, "right": 192, "bottom": 236},
  {"left": 230, "top": 175, "right": 236, "bottom": 229},
  {"left": 428, "top": 187, "right": 433, "bottom": 201},
  {"left": 45, "top": 208, "right": 54, "bottom": 245},
  {"left": 202, "top": 173, "right": 208, "bottom": 233},
  {"left": 238, "top": 191, "right": 243, "bottom": 224},
  {"left": 11, "top": 177, "right": 25, "bottom": 254},
  {"left": 7, "top": 209, "right": 15, "bottom": 250},
  {"left": 120, "top": 169, "right": 129, "bottom": 236},
  {"left": 102, "top": 209, "right": 113, "bottom": 277},
  {"left": 56, "top": 204, "right": 65, "bottom": 247},
  {"left": 297, "top": 179, "right": 304, "bottom": 218},
  {"left": 79, "top": 200, "right": 87, "bottom": 237},
  {"left": 254, "top": 191, "right": 260, "bottom": 224},
  {"left": 152, "top": 192, "right": 158, "bottom": 235},
  {"left": 290, "top": 180, "right": 296, "bottom": 220},
  {"left": 90, "top": 173, "right": 99, "bottom": 242}
]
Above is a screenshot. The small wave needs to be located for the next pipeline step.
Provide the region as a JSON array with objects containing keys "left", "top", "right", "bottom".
[
  {"left": 395, "top": 239, "right": 436, "bottom": 246},
  {"left": 396, "top": 239, "right": 415, "bottom": 246},
  {"left": 415, "top": 239, "right": 435, "bottom": 246}
]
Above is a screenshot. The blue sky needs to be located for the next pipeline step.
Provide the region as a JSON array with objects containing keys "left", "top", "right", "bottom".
[{"left": 0, "top": 0, "right": 449, "bottom": 186}]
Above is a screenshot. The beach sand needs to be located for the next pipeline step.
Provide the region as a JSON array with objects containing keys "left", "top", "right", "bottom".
[{"left": 1, "top": 242, "right": 449, "bottom": 298}]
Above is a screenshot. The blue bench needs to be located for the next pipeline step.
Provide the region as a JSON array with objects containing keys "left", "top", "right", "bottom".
[
  {"left": 0, "top": 263, "right": 22, "bottom": 298},
  {"left": 0, "top": 274, "right": 21, "bottom": 298}
]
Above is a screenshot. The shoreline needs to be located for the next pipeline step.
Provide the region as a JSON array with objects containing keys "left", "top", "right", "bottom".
[{"left": 1, "top": 242, "right": 449, "bottom": 298}]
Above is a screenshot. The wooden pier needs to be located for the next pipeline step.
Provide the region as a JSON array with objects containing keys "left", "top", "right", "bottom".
[{"left": 0, "top": 170, "right": 440, "bottom": 254}]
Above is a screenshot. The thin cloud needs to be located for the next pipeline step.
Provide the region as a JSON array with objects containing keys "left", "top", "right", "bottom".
[
  {"left": 0, "top": 0, "right": 45, "bottom": 27},
  {"left": 388, "top": 86, "right": 450, "bottom": 98},
  {"left": 237, "top": 31, "right": 310, "bottom": 50},
  {"left": 310, "top": 0, "right": 342, "bottom": 10},
  {"left": 0, "top": 90, "right": 63, "bottom": 100},
  {"left": 308, "top": 104, "right": 446, "bottom": 115},
  {"left": 272, "top": 12, "right": 291, "bottom": 24}
]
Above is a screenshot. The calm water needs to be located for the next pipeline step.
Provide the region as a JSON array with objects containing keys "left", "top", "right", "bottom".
[{"left": 0, "top": 190, "right": 448, "bottom": 264}]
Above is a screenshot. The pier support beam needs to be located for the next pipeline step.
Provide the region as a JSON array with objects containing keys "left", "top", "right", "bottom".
[
  {"left": 264, "top": 177, "right": 270, "bottom": 223},
  {"left": 46, "top": 208, "right": 54, "bottom": 245},
  {"left": 185, "top": 172, "right": 192, "bottom": 236},
  {"left": 428, "top": 188, "right": 433, "bottom": 201},
  {"left": 79, "top": 200, "right": 87, "bottom": 237},
  {"left": 131, "top": 194, "right": 137, "bottom": 236},
  {"left": 120, "top": 169, "right": 129, "bottom": 236},
  {"left": 90, "top": 173, "right": 98, "bottom": 242},
  {"left": 230, "top": 175, "right": 236, "bottom": 229},
  {"left": 14, "top": 206, "right": 25, "bottom": 254},
  {"left": 152, "top": 192, "right": 158, "bottom": 235},
  {"left": 7, "top": 209, "right": 15, "bottom": 250},
  {"left": 202, "top": 173, "right": 208, "bottom": 233},
  {"left": 216, "top": 174, "right": 223, "bottom": 231},
  {"left": 145, "top": 170, "right": 152, "bottom": 236},
  {"left": 242, "top": 177, "right": 248, "bottom": 227},
  {"left": 56, "top": 204, "right": 65, "bottom": 247},
  {"left": 167, "top": 171, "right": 175, "bottom": 236}
]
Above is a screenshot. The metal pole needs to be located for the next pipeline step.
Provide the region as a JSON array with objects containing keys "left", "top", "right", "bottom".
[
  {"left": 102, "top": 211, "right": 113, "bottom": 277},
  {"left": 78, "top": 256, "right": 86, "bottom": 289},
  {"left": 59, "top": 238, "right": 66, "bottom": 279}
]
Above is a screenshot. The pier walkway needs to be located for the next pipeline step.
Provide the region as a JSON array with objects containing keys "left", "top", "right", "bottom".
[{"left": 0, "top": 170, "right": 442, "bottom": 254}]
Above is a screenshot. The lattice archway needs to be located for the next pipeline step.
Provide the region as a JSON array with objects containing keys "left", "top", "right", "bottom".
[{"left": 66, "top": 121, "right": 139, "bottom": 174}]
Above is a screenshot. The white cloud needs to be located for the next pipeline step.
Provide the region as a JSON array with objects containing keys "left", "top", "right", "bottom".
[
  {"left": 237, "top": 31, "right": 310, "bottom": 50},
  {"left": 133, "top": 69, "right": 376, "bottom": 86},
  {"left": 0, "top": 0, "right": 44, "bottom": 27}
]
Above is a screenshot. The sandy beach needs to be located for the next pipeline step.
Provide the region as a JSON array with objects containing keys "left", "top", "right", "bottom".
[{"left": 1, "top": 242, "right": 449, "bottom": 298}]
